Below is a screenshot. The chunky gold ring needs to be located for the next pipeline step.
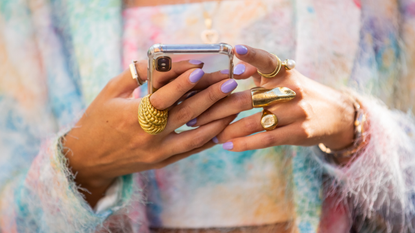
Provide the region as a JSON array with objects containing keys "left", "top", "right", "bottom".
[
  {"left": 257, "top": 54, "right": 296, "bottom": 79},
  {"left": 251, "top": 87, "right": 296, "bottom": 108},
  {"left": 130, "top": 60, "right": 146, "bottom": 86},
  {"left": 261, "top": 109, "right": 278, "bottom": 131},
  {"left": 138, "top": 94, "right": 168, "bottom": 135}
]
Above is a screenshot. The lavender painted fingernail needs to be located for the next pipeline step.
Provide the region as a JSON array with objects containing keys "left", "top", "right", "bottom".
[
  {"left": 220, "top": 69, "right": 229, "bottom": 74},
  {"left": 189, "top": 59, "right": 203, "bottom": 65},
  {"left": 189, "top": 69, "right": 204, "bottom": 83},
  {"left": 186, "top": 118, "right": 197, "bottom": 127},
  {"left": 221, "top": 79, "right": 238, "bottom": 93},
  {"left": 212, "top": 137, "right": 219, "bottom": 144},
  {"left": 235, "top": 45, "right": 248, "bottom": 55},
  {"left": 223, "top": 142, "right": 234, "bottom": 150},
  {"left": 233, "top": 64, "right": 246, "bottom": 75}
]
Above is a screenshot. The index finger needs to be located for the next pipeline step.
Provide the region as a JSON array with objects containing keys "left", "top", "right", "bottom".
[{"left": 233, "top": 44, "right": 287, "bottom": 78}]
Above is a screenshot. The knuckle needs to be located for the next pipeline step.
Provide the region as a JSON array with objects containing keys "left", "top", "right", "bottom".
[
  {"left": 234, "top": 93, "right": 251, "bottom": 110},
  {"left": 174, "top": 104, "right": 194, "bottom": 123},
  {"left": 243, "top": 118, "right": 260, "bottom": 133},
  {"left": 300, "top": 123, "right": 314, "bottom": 139},
  {"left": 186, "top": 133, "right": 207, "bottom": 149},
  {"left": 175, "top": 80, "right": 188, "bottom": 94},
  {"left": 149, "top": 95, "right": 165, "bottom": 110},
  {"left": 263, "top": 134, "right": 277, "bottom": 147},
  {"left": 207, "top": 86, "right": 219, "bottom": 103}
]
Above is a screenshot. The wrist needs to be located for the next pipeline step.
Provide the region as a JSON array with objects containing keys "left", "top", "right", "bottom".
[
  {"left": 61, "top": 133, "right": 114, "bottom": 207},
  {"left": 323, "top": 92, "right": 355, "bottom": 150}
]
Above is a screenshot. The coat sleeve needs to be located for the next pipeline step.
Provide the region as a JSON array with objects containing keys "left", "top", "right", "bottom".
[
  {"left": 312, "top": 94, "right": 415, "bottom": 232},
  {"left": 0, "top": 133, "right": 150, "bottom": 232}
]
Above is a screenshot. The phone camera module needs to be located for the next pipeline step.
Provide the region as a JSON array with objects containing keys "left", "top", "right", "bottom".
[{"left": 156, "top": 56, "right": 172, "bottom": 72}]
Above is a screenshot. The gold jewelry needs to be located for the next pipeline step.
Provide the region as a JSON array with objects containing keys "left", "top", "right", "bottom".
[
  {"left": 257, "top": 55, "right": 296, "bottom": 78},
  {"left": 261, "top": 110, "right": 278, "bottom": 131},
  {"left": 257, "top": 54, "right": 282, "bottom": 78},
  {"left": 318, "top": 98, "right": 367, "bottom": 158},
  {"left": 201, "top": 0, "right": 222, "bottom": 44},
  {"left": 138, "top": 94, "right": 168, "bottom": 135},
  {"left": 281, "top": 59, "right": 296, "bottom": 70},
  {"left": 250, "top": 87, "right": 296, "bottom": 108},
  {"left": 130, "top": 60, "right": 146, "bottom": 86}
]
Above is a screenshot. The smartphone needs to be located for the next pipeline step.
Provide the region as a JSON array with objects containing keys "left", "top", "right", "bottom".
[{"left": 147, "top": 43, "right": 234, "bottom": 132}]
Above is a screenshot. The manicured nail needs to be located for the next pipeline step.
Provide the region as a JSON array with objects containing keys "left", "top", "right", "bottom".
[
  {"left": 186, "top": 118, "right": 197, "bottom": 127},
  {"left": 220, "top": 69, "right": 229, "bottom": 74},
  {"left": 221, "top": 79, "right": 238, "bottom": 93},
  {"left": 223, "top": 142, "right": 233, "bottom": 150},
  {"left": 189, "top": 59, "right": 203, "bottom": 65},
  {"left": 185, "top": 91, "right": 198, "bottom": 99},
  {"left": 189, "top": 69, "right": 204, "bottom": 83},
  {"left": 235, "top": 45, "right": 248, "bottom": 55},
  {"left": 233, "top": 64, "right": 245, "bottom": 75},
  {"left": 212, "top": 137, "right": 219, "bottom": 144}
]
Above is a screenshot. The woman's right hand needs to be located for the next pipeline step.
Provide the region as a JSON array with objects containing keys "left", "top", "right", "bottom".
[{"left": 62, "top": 60, "right": 238, "bottom": 206}]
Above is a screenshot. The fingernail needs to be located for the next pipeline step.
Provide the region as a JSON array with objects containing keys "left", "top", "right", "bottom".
[
  {"left": 235, "top": 45, "right": 248, "bottom": 55},
  {"left": 221, "top": 79, "right": 238, "bottom": 93},
  {"left": 186, "top": 118, "right": 197, "bottom": 127},
  {"left": 212, "top": 137, "right": 219, "bottom": 144},
  {"left": 189, "top": 59, "right": 203, "bottom": 65},
  {"left": 223, "top": 142, "right": 234, "bottom": 150},
  {"left": 220, "top": 69, "right": 229, "bottom": 74},
  {"left": 189, "top": 69, "right": 204, "bottom": 83},
  {"left": 233, "top": 64, "right": 246, "bottom": 75},
  {"left": 185, "top": 91, "right": 198, "bottom": 99}
]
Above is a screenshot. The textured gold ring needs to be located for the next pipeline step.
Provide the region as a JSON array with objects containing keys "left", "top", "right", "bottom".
[
  {"left": 130, "top": 60, "right": 146, "bottom": 86},
  {"left": 257, "top": 54, "right": 296, "bottom": 79},
  {"left": 261, "top": 110, "right": 278, "bottom": 131},
  {"left": 251, "top": 87, "right": 296, "bottom": 108},
  {"left": 138, "top": 94, "right": 168, "bottom": 135}
]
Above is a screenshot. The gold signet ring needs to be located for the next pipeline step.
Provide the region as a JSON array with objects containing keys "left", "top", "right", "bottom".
[
  {"left": 138, "top": 94, "right": 168, "bottom": 135},
  {"left": 261, "top": 110, "right": 278, "bottom": 131},
  {"left": 130, "top": 60, "right": 146, "bottom": 86},
  {"left": 251, "top": 87, "right": 296, "bottom": 108}
]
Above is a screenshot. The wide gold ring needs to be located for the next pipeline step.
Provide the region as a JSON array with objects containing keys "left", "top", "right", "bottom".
[
  {"left": 251, "top": 87, "right": 296, "bottom": 108},
  {"left": 261, "top": 110, "right": 278, "bottom": 131},
  {"left": 138, "top": 94, "right": 168, "bottom": 135},
  {"left": 130, "top": 60, "right": 146, "bottom": 86},
  {"left": 257, "top": 54, "right": 296, "bottom": 79}
]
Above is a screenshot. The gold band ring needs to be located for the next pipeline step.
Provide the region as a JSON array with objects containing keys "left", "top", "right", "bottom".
[
  {"left": 251, "top": 87, "right": 296, "bottom": 108},
  {"left": 257, "top": 54, "right": 296, "bottom": 79},
  {"left": 261, "top": 110, "right": 278, "bottom": 131},
  {"left": 130, "top": 60, "right": 146, "bottom": 86},
  {"left": 138, "top": 94, "right": 168, "bottom": 135}
]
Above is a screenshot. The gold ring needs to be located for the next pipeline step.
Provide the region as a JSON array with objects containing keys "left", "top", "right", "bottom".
[
  {"left": 138, "top": 94, "right": 168, "bottom": 135},
  {"left": 257, "top": 54, "right": 282, "bottom": 78},
  {"left": 257, "top": 54, "right": 296, "bottom": 78},
  {"left": 251, "top": 87, "right": 296, "bottom": 108},
  {"left": 261, "top": 109, "right": 278, "bottom": 131},
  {"left": 130, "top": 60, "right": 146, "bottom": 86}
]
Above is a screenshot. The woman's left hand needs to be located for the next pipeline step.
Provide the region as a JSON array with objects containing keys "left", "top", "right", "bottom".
[{"left": 191, "top": 45, "right": 356, "bottom": 153}]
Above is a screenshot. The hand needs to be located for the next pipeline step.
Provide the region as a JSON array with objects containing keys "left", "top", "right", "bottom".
[
  {"left": 63, "top": 60, "right": 238, "bottom": 206},
  {"left": 192, "top": 45, "right": 355, "bottom": 156}
]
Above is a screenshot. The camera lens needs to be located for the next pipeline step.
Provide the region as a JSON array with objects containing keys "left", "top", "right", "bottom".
[
  {"left": 156, "top": 57, "right": 171, "bottom": 72},
  {"left": 158, "top": 58, "right": 168, "bottom": 65}
]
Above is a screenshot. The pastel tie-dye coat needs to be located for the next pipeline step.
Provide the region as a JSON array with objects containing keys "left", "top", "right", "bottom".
[{"left": 1, "top": 0, "right": 415, "bottom": 232}]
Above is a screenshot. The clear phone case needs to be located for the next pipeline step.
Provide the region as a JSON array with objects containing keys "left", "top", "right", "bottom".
[{"left": 147, "top": 43, "right": 234, "bottom": 133}]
